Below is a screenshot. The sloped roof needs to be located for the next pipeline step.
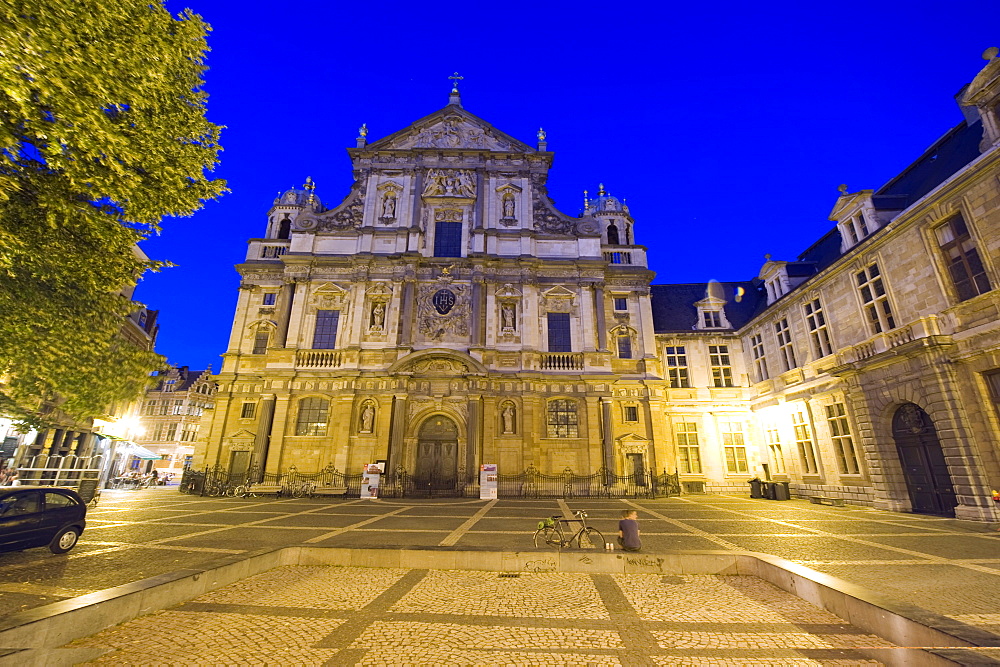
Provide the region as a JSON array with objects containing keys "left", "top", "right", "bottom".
[{"left": 650, "top": 282, "right": 764, "bottom": 334}]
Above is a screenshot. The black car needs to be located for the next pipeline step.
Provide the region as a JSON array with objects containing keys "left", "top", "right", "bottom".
[{"left": 0, "top": 486, "right": 87, "bottom": 554}]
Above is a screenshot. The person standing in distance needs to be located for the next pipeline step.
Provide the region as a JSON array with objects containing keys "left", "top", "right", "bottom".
[{"left": 618, "top": 509, "right": 641, "bottom": 551}]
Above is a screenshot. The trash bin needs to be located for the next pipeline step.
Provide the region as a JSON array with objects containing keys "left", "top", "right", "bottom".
[
  {"left": 763, "top": 481, "right": 776, "bottom": 500},
  {"left": 748, "top": 478, "right": 764, "bottom": 498},
  {"left": 773, "top": 481, "right": 790, "bottom": 501}
]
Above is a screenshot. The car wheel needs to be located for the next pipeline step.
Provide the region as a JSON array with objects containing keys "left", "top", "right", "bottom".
[{"left": 49, "top": 526, "right": 81, "bottom": 554}]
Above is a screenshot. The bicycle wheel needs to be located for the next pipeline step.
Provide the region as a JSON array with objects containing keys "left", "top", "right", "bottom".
[
  {"left": 579, "top": 528, "right": 605, "bottom": 549},
  {"left": 533, "top": 527, "right": 559, "bottom": 549}
]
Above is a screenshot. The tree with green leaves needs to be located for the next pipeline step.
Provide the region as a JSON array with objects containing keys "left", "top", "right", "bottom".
[{"left": 0, "top": 0, "right": 225, "bottom": 428}]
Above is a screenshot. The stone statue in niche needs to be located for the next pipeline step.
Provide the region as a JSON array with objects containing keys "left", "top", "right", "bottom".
[
  {"left": 360, "top": 403, "right": 375, "bottom": 433},
  {"left": 501, "top": 403, "right": 516, "bottom": 434},
  {"left": 501, "top": 192, "right": 516, "bottom": 220},
  {"left": 500, "top": 302, "right": 516, "bottom": 331},
  {"left": 370, "top": 302, "right": 386, "bottom": 331},
  {"left": 380, "top": 192, "right": 396, "bottom": 220}
]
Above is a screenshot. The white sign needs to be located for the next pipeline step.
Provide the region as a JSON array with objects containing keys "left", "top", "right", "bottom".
[
  {"left": 480, "top": 463, "right": 497, "bottom": 500},
  {"left": 360, "top": 463, "right": 381, "bottom": 499}
]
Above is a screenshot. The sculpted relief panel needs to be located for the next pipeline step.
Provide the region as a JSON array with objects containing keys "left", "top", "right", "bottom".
[
  {"left": 416, "top": 282, "right": 471, "bottom": 341},
  {"left": 423, "top": 169, "right": 476, "bottom": 198},
  {"left": 396, "top": 117, "right": 516, "bottom": 151}
]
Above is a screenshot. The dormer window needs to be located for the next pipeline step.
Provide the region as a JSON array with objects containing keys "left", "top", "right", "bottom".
[
  {"left": 695, "top": 290, "right": 731, "bottom": 330},
  {"left": 843, "top": 213, "right": 869, "bottom": 246},
  {"left": 703, "top": 311, "right": 722, "bottom": 328}
]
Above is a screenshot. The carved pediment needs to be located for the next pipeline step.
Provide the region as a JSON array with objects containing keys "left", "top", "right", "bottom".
[
  {"left": 495, "top": 283, "right": 522, "bottom": 298},
  {"left": 311, "top": 283, "right": 349, "bottom": 308},
  {"left": 365, "top": 282, "right": 394, "bottom": 297},
  {"left": 615, "top": 433, "right": 650, "bottom": 454},
  {"left": 225, "top": 429, "right": 257, "bottom": 451},
  {"left": 391, "top": 115, "right": 523, "bottom": 151}
]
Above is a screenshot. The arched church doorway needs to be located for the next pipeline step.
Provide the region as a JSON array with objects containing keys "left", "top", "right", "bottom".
[
  {"left": 413, "top": 416, "right": 458, "bottom": 494},
  {"left": 892, "top": 403, "right": 957, "bottom": 516}
]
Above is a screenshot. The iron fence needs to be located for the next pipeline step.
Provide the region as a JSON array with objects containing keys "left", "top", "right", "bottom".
[{"left": 180, "top": 464, "right": 680, "bottom": 499}]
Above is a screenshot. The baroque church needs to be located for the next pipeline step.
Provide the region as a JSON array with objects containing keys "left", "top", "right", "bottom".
[{"left": 198, "top": 52, "right": 1000, "bottom": 521}]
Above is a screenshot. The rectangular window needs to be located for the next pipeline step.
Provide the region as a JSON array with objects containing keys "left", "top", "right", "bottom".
[
  {"left": 172, "top": 399, "right": 184, "bottom": 415},
  {"left": 750, "top": 333, "right": 768, "bottom": 382},
  {"left": 624, "top": 406, "right": 638, "bottom": 422},
  {"left": 546, "top": 399, "right": 578, "bottom": 438},
  {"left": 936, "top": 213, "right": 992, "bottom": 301},
  {"left": 675, "top": 422, "right": 701, "bottom": 474},
  {"left": 613, "top": 297, "right": 628, "bottom": 311},
  {"left": 826, "top": 403, "right": 860, "bottom": 474},
  {"left": 547, "top": 312, "right": 572, "bottom": 352},
  {"left": 165, "top": 423, "right": 177, "bottom": 441},
  {"left": 144, "top": 400, "right": 155, "bottom": 416},
  {"left": 774, "top": 318, "right": 797, "bottom": 371},
  {"left": 295, "top": 398, "right": 329, "bottom": 436},
  {"left": 262, "top": 293, "right": 276, "bottom": 306},
  {"left": 804, "top": 298, "right": 833, "bottom": 358},
  {"left": 312, "top": 310, "right": 340, "bottom": 349},
  {"left": 665, "top": 346, "right": 689, "bottom": 388},
  {"left": 703, "top": 311, "right": 722, "bottom": 328},
  {"left": 986, "top": 371, "right": 1000, "bottom": 424},
  {"left": 433, "top": 220, "right": 463, "bottom": 257},
  {"left": 617, "top": 334, "right": 632, "bottom": 359},
  {"left": 252, "top": 331, "right": 270, "bottom": 355},
  {"left": 709, "top": 345, "right": 734, "bottom": 387},
  {"left": 793, "top": 410, "right": 818, "bottom": 474},
  {"left": 721, "top": 422, "right": 747, "bottom": 474},
  {"left": 765, "top": 424, "right": 785, "bottom": 474},
  {"left": 240, "top": 402, "right": 256, "bottom": 419},
  {"left": 856, "top": 263, "right": 896, "bottom": 334}
]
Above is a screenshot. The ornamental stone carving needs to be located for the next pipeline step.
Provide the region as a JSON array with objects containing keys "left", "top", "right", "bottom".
[
  {"left": 423, "top": 169, "right": 476, "bottom": 198},
  {"left": 316, "top": 184, "right": 367, "bottom": 230},
  {"left": 397, "top": 116, "right": 515, "bottom": 151},
  {"left": 531, "top": 174, "right": 576, "bottom": 235},
  {"left": 416, "top": 282, "right": 471, "bottom": 340}
]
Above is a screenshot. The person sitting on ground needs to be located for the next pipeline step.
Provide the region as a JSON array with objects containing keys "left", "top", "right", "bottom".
[{"left": 618, "top": 509, "right": 641, "bottom": 551}]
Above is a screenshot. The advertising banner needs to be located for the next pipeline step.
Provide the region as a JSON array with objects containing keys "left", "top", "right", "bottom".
[
  {"left": 480, "top": 463, "right": 498, "bottom": 500},
  {"left": 360, "top": 463, "right": 382, "bottom": 499}
]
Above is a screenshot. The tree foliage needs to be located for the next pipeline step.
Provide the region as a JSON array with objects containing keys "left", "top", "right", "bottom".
[{"left": 0, "top": 0, "right": 225, "bottom": 428}]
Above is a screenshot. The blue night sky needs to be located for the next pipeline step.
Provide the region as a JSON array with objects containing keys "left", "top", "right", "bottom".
[{"left": 143, "top": 0, "right": 997, "bottom": 372}]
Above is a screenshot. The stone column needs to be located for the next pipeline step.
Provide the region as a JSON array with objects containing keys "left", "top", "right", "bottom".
[
  {"left": 264, "top": 395, "right": 290, "bottom": 475},
  {"left": 601, "top": 398, "right": 614, "bottom": 472},
  {"left": 398, "top": 279, "right": 416, "bottom": 347},
  {"left": 277, "top": 280, "right": 296, "bottom": 346},
  {"left": 593, "top": 283, "right": 608, "bottom": 352},
  {"left": 252, "top": 394, "right": 276, "bottom": 478},
  {"left": 471, "top": 278, "right": 486, "bottom": 347},
  {"left": 466, "top": 396, "right": 482, "bottom": 482},
  {"left": 387, "top": 395, "right": 408, "bottom": 472}
]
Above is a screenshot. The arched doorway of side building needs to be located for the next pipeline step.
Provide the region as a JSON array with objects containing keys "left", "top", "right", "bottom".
[
  {"left": 413, "top": 416, "right": 459, "bottom": 494},
  {"left": 892, "top": 403, "right": 957, "bottom": 516}
]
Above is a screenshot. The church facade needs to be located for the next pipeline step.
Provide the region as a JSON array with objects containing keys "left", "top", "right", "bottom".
[{"left": 198, "top": 52, "right": 1000, "bottom": 520}]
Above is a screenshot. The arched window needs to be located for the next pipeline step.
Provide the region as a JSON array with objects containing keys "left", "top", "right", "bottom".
[
  {"left": 277, "top": 218, "right": 291, "bottom": 240},
  {"left": 252, "top": 331, "right": 270, "bottom": 354},
  {"left": 546, "top": 399, "right": 578, "bottom": 438},
  {"left": 606, "top": 223, "right": 620, "bottom": 245},
  {"left": 295, "top": 397, "right": 329, "bottom": 436}
]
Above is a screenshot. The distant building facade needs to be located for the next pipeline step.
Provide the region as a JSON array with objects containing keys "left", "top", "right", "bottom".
[
  {"left": 137, "top": 366, "right": 215, "bottom": 475},
  {"left": 200, "top": 53, "right": 1000, "bottom": 520}
]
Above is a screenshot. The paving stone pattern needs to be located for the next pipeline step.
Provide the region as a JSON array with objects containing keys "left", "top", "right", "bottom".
[
  {"left": 5, "top": 488, "right": 1000, "bottom": 661},
  {"left": 68, "top": 566, "right": 888, "bottom": 665}
]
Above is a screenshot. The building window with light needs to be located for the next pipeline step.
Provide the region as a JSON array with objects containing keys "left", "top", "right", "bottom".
[
  {"left": 675, "top": 422, "right": 701, "bottom": 474},
  {"left": 665, "top": 346, "right": 689, "bottom": 388},
  {"left": 709, "top": 345, "right": 734, "bottom": 387},
  {"left": 936, "top": 213, "right": 992, "bottom": 301},
  {"left": 750, "top": 333, "right": 768, "bottom": 382},
  {"left": 826, "top": 403, "right": 860, "bottom": 474},
  {"left": 721, "top": 421, "right": 747, "bottom": 474},
  {"left": 793, "top": 410, "right": 818, "bottom": 474},
  {"left": 774, "top": 318, "right": 797, "bottom": 371},
  {"left": 804, "top": 298, "right": 833, "bottom": 358},
  {"left": 856, "top": 263, "right": 896, "bottom": 334},
  {"left": 295, "top": 397, "right": 329, "bottom": 436},
  {"left": 546, "top": 399, "right": 579, "bottom": 438}
]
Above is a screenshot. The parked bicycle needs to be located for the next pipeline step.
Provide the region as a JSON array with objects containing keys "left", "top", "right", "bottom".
[{"left": 533, "top": 510, "right": 605, "bottom": 549}]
